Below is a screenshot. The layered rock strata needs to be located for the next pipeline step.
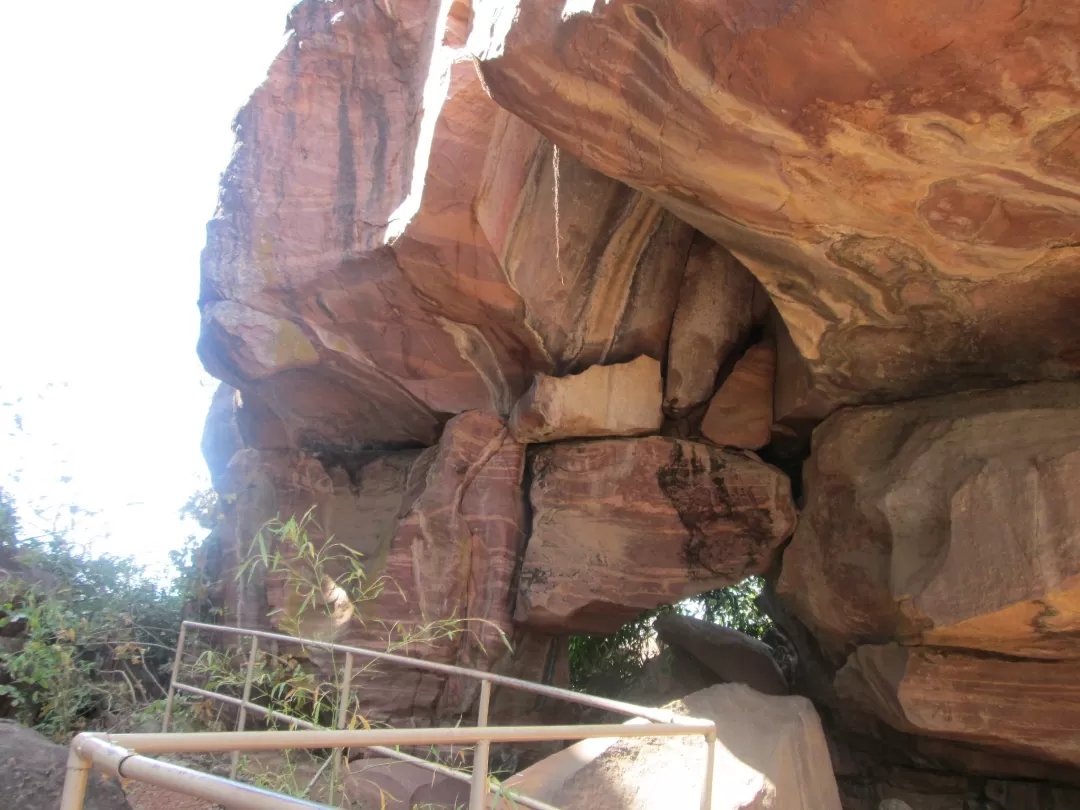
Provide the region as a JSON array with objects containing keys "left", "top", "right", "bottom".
[
  {"left": 777, "top": 381, "right": 1080, "bottom": 660},
  {"left": 207, "top": 411, "right": 565, "bottom": 725},
  {"left": 196, "top": 0, "right": 1080, "bottom": 802},
  {"left": 518, "top": 437, "right": 796, "bottom": 633},
  {"left": 775, "top": 381, "right": 1080, "bottom": 777},
  {"left": 470, "top": 0, "right": 1080, "bottom": 418},
  {"left": 198, "top": 1, "right": 695, "bottom": 448}
]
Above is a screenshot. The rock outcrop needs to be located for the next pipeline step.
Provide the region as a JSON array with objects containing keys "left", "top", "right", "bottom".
[
  {"left": 509, "top": 356, "right": 663, "bottom": 443},
  {"left": 0, "top": 721, "right": 130, "bottom": 810},
  {"left": 777, "top": 381, "right": 1080, "bottom": 660},
  {"left": 837, "top": 644, "right": 1080, "bottom": 768},
  {"left": 470, "top": 0, "right": 1080, "bottom": 418},
  {"left": 518, "top": 437, "right": 796, "bottom": 633},
  {"left": 198, "top": 1, "right": 695, "bottom": 449},
  {"left": 544, "top": 685, "right": 842, "bottom": 810},
  {"left": 209, "top": 410, "right": 566, "bottom": 725},
  {"left": 196, "top": 0, "right": 1080, "bottom": 803}
]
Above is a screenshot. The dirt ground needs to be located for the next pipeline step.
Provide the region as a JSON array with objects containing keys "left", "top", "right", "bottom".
[{"left": 124, "top": 781, "right": 221, "bottom": 810}]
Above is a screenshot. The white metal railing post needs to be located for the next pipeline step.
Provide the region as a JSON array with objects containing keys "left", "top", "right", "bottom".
[
  {"left": 700, "top": 730, "right": 717, "bottom": 810},
  {"left": 59, "top": 747, "right": 92, "bottom": 810},
  {"left": 161, "top": 623, "right": 187, "bottom": 733},
  {"left": 469, "top": 679, "right": 493, "bottom": 810},
  {"left": 328, "top": 651, "right": 353, "bottom": 806},
  {"left": 230, "top": 634, "right": 260, "bottom": 779}
]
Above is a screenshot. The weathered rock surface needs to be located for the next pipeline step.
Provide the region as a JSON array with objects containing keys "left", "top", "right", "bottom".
[
  {"left": 614, "top": 646, "right": 723, "bottom": 709},
  {"left": 0, "top": 721, "right": 130, "bottom": 810},
  {"left": 701, "top": 341, "right": 776, "bottom": 450},
  {"left": 547, "top": 684, "right": 842, "bottom": 810},
  {"left": 655, "top": 613, "right": 787, "bottom": 696},
  {"left": 777, "top": 381, "right": 1080, "bottom": 660},
  {"left": 199, "top": 0, "right": 693, "bottom": 449},
  {"left": 836, "top": 644, "right": 1080, "bottom": 769},
  {"left": 342, "top": 758, "right": 437, "bottom": 810},
  {"left": 471, "top": 1, "right": 1080, "bottom": 415},
  {"left": 664, "top": 236, "right": 756, "bottom": 414},
  {"left": 195, "top": 0, "right": 1080, "bottom": 799},
  {"left": 209, "top": 410, "right": 565, "bottom": 725},
  {"left": 518, "top": 437, "right": 796, "bottom": 633},
  {"left": 509, "top": 355, "right": 663, "bottom": 443}
]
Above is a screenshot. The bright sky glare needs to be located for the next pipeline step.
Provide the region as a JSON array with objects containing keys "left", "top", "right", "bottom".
[{"left": 0, "top": 1, "right": 299, "bottom": 577}]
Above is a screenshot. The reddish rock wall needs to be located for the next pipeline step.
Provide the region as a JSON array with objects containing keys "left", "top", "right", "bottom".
[
  {"left": 197, "top": 0, "right": 1080, "bottom": 801},
  {"left": 469, "top": 0, "right": 1080, "bottom": 420}
]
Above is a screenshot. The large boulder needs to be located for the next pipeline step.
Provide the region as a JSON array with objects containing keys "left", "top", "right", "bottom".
[
  {"left": 663, "top": 236, "right": 756, "bottom": 415},
  {"left": 0, "top": 721, "right": 130, "bottom": 810},
  {"left": 518, "top": 437, "right": 796, "bottom": 633},
  {"left": 544, "top": 684, "right": 842, "bottom": 810},
  {"left": 836, "top": 644, "right": 1080, "bottom": 769},
  {"left": 509, "top": 356, "right": 663, "bottom": 443},
  {"left": 470, "top": 0, "right": 1080, "bottom": 417},
  {"left": 654, "top": 614, "right": 787, "bottom": 696},
  {"left": 777, "top": 381, "right": 1080, "bottom": 660},
  {"left": 199, "top": 0, "right": 694, "bottom": 449},
  {"left": 209, "top": 410, "right": 566, "bottom": 725}
]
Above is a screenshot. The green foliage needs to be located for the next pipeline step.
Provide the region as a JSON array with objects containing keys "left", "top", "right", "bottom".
[
  {"left": 567, "top": 576, "right": 771, "bottom": 692},
  {"left": 0, "top": 494, "right": 185, "bottom": 738},
  {"left": 237, "top": 507, "right": 386, "bottom": 640},
  {"left": 188, "top": 510, "right": 509, "bottom": 726}
]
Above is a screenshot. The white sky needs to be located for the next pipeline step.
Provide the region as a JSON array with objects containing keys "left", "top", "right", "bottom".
[{"left": 0, "top": 1, "right": 299, "bottom": 577}]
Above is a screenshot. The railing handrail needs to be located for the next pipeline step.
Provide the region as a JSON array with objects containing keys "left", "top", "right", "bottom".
[
  {"left": 177, "top": 620, "right": 683, "bottom": 724},
  {"left": 63, "top": 620, "right": 719, "bottom": 810}
]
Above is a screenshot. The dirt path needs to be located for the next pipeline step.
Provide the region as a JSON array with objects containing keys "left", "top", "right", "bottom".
[{"left": 124, "top": 781, "right": 220, "bottom": 810}]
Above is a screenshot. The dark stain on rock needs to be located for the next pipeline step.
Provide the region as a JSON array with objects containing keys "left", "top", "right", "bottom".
[
  {"left": 657, "top": 440, "right": 777, "bottom": 581},
  {"left": 334, "top": 82, "right": 358, "bottom": 255}
]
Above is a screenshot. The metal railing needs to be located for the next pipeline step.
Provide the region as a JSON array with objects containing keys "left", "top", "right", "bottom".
[{"left": 60, "top": 620, "right": 718, "bottom": 810}]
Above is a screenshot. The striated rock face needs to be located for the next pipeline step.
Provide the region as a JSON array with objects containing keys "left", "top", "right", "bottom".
[
  {"left": 196, "top": 0, "right": 1080, "bottom": 798},
  {"left": 664, "top": 237, "right": 756, "bottom": 415},
  {"left": 700, "top": 341, "right": 776, "bottom": 451},
  {"left": 777, "top": 381, "right": 1080, "bottom": 661},
  {"left": 198, "top": 0, "right": 694, "bottom": 449},
  {"left": 509, "top": 356, "right": 663, "bottom": 443},
  {"left": 837, "top": 644, "right": 1080, "bottom": 768},
  {"left": 470, "top": 0, "right": 1080, "bottom": 415},
  {"left": 208, "top": 410, "right": 566, "bottom": 725},
  {"left": 518, "top": 437, "right": 796, "bottom": 633}
]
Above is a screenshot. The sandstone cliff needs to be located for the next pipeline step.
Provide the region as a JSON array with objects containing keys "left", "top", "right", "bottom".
[{"left": 197, "top": 0, "right": 1080, "bottom": 804}]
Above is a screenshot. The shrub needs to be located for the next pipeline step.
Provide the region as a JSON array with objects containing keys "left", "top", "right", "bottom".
[{"left": 0, "top": 489, "right": 185, "bottom": 738}]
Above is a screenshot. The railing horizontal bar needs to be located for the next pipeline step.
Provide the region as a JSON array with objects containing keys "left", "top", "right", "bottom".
[
  {"left": 173, "top": 682, "right": 319, "bottom": 730},
  {"left": 176, "top": 685, "right": 564, "bottom": 809},
  {"left": 91, "top": 720, "right": 715, "bottom": 755},
  {"left": 362, "top": 746, "right": 561, "bottom": 810},
  {"left": 75, "top": 735, "right": 332, "bottom": 810},
  {"left": 172, "top": 686, "right": 575, "bottom": 810},
  {"left": 181, "top": 621, "right": 680, "bottom": 724}
]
